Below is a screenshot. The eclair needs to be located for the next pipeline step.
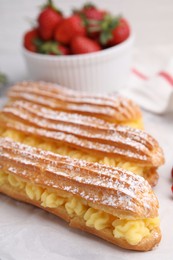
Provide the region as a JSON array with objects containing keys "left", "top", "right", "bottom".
[
  {"left": 7, "top": 81, "right": 143, "bottom": 129},
  {"left": 0, "top": 99, "right": 164, "bottom": 186},
  {"left": 0, "top": 138, "right": 161, "bottom": 251}
]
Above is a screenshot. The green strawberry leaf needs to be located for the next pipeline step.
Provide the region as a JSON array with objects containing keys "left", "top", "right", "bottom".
[
  {"left": 40, "top": 0, "right": 62, "bottom": 15},
  {"left": 83, "top": 2, "right": 96, "bottom": 9},
  {"left": 99, "top": 14, "right": 121, "bottom": 45},
  {"left": 35, "top": 41, "right": 62, "bottom": 55},
  {"left": 79, "top": 13, "right": 89, "bottom": 27},
  {"left": 100, "top": 31, "right": 112, "bottom": 45}
]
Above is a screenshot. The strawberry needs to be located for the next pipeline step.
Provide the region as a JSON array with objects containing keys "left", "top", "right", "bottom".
[
  {"left": 75, "top": 3, "right": 107, "bottom": 21},
  {"left": 54, "top": 15, "right": 86, "bottom": 45},
  {"left": 23, "top": 28, "right": 39, "bottom": 52},
  {"left": 71, "top": 36, "right": 101, "bottom": 54},
  {"left": 37, "top": 41, "right": 70, "bottom": 55},
  {"left": 108, "top": 18, "right": 130, "bottom": 45},
  {"left": 38, "top": 0, "right": 62, "bottom": 41},
  {"left": 99, "top": 16, "right": 130, "bottom": 46},
  {"left": 58, "top": 45, "right": 70, "bottom": 55},
  {"left": 74, "top": 3, "right": 108, "bottom": 39}
]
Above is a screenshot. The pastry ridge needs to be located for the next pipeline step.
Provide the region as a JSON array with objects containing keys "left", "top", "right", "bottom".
[
  {"left": 0, "top": 100, "right": 164, "bottom": 166},
  {"left": 8, "top": 81, "right": 142, "bottom": 125}
]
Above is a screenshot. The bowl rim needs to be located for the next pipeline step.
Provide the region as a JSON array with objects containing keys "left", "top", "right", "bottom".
[{"left": 22, "top": 34, "right": 134, "bottom": 61}]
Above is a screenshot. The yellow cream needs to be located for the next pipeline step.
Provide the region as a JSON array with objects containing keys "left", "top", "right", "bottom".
[
  {"left": 65, "top": 197, "right": 88, "bottom": 216},
  {"left": 41, "top": 190, "right": 65, "bottom": 208},
  {"left": 23, "top": 136, "right": 41, "bottom": 147},
  {"left": 112, "top": 218, "right": 159, "bottom": 245},
  {"left": 84, "top": 208, "right": 111, "bottom": 230},
  {"left": 8, "top": 175, "right": 25, "bottom": 189},
  {"left": 2, "top": 129, "right": 25, "bottom": 142},
  {"left": 122, "top": 118, "right": 144, "bottom": 130},
  {"left": 144, "top": 217, "right": 160, "bottom": 230},
  {"left": 0, "top": 129, "right": 146, "bottom": 177},
  {"left": 99, "top": 158, "right": 144, "bottom": 176},
  {"left": 25, "top": 183, "right": 43, "bottom": 201},
  {"left": 112, "top": 219, "right": 149, "bottom": 245},
  {"left": 0, "top": 170, "right": 159, "bottom": 246}
]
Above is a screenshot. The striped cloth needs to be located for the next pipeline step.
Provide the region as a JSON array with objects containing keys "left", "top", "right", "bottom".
[{"left": 120, "top": 59, "right": 173, "bottom": 114}]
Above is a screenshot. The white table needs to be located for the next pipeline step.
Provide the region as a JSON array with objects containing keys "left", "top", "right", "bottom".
[{"left": 0, "top": 1, "right": 173, "bottom": 259}]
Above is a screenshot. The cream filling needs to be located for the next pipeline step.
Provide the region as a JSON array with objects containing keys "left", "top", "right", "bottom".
[
  {"left": 0, "top": 171, "right": 159, "bottom": 246},
  {"left": 1, "top": 129, "right": 148, "bottom": 177},
  {"left": 122, "top": 118, "right": 144, "bottom": 130}
]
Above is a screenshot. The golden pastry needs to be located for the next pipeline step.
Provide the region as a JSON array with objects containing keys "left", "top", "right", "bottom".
[
  {"left": 7, "top": 81, "right": 143, "bottom": 128},
  {"left": 0, "top": 99, "right": 164, "bottom": 186},
  {"left": 0, "top": 138, "right": 161, "bottom": 251}
]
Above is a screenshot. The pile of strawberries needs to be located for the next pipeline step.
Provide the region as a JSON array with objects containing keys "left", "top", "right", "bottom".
[{"left": 23, "top": 0, "right": 130, "bottom": 55}]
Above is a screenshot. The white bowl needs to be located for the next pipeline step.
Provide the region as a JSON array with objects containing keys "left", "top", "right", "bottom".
[{"left": 23, "top": 35, "right": 134, "bottom": 94}]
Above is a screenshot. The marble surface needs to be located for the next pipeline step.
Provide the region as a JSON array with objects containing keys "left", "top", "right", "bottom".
[{"left": 0, "top": 0, "right": 173, "bottom": 259}]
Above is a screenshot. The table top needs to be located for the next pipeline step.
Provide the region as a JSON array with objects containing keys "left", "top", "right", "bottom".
[{"left": 0, "top": 1, "right": 173, "bottom": 259}]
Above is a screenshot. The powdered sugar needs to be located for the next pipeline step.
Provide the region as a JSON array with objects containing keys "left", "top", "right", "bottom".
[
  {"left": 0, "top": 137, "right": 158, "bottom": 218},
  {"left": 8, "top": 81, "right": 141, "bottom": 121},
  {"left": 1, "top": 112, "right": 159, "bottom": 164}
]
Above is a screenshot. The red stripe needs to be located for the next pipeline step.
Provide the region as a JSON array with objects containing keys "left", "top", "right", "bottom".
[
  {"left": 132, "top": 68, "right": 173, "bottom": 87},
  {"left": 158, "top": 71, "right": 173, "bottom": 87},
  {"left": 132, "top": 68, "right": 148, "bottom": 80}
]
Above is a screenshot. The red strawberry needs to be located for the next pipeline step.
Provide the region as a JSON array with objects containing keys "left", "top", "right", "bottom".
[
  {"left": 23, "top": 28, "right": 39, "bottom": 52},
  {"left": 58, "top": 45, "right": 70, "bottom": 55},
  {"left": 71, "top": 36, "right": 101, "bottom": 54},
  {"left": 84, "top": 8, "right": 106, "bottom": 21},
  {"left": 108, "top": 18, "right": 130, "bottom": 45},
  {"left": 38, "top": 0, "right": 62, "bottom": 41},
  {"left": 78, "top": 3, "right": 107, "bottom": 21},
  {"left": 74, "top": 3, "right": 108, "bottom": 39},
  {"left": 99, "top": 16, "right": 130, "bottom": 46},
  {"left": 86, "top": 9, "right": 107, "bottom": 39},
  {"left": 54, "top": 15, "right": 86, "bottom": 45},
  {"left": 74, "top": 3, "right": 107, "bottom": 21}
]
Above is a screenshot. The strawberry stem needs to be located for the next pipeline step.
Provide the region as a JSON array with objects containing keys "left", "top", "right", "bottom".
[
  {"left": 41, "top": 0, "right": 62, "bottom": 15},
  {"left": 48, "top": 0, "right": 53, "bottom": 6},
  {"left": 83, "top": 2, "right": 96, "bottom": 9}
]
